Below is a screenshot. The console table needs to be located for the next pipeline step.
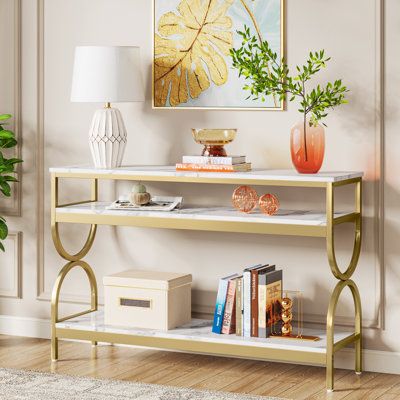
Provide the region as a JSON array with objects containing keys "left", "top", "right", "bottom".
[{"left": 49, "top": 166, "right": 363, "bottom": 392}]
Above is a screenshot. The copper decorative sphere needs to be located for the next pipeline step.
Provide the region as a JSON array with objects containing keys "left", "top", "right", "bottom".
[
  {"left": 282, "top": 324, "right": 293, "bottom": 336},
  {"left": 232, "top": 186, "right": 258, "bottom": 213},
  {"left": 259, "top": 193, "right": 279, "bottom": 216},
  {"left": 282, "top": 310, "right": 293, "bottom": 323},
  {"left": 281, "top": 297, "right": 293, "bottom": 310}
]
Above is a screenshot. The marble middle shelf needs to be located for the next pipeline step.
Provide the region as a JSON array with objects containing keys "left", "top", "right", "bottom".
[{"left": 55, "top": 201, "right": 357, "bottom": 237}]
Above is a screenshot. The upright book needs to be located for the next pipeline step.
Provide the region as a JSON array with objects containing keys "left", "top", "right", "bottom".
[
  {"left": 235, "top": 276, "right": 243, "bottom": 336},
  {"left": 212, "top": 273, "right": 239, "bottom": 334},
  {"left": 221, "top": 278, "right": 238, "bottom": 334},
  {"left": 242, "top": 264, "right": 261, "bottom": 337},
  {"left": 258, "top": 265, "right": 277, "bottom": 338},
  {"left": 251, "top": 264, "right": 275, "bottom": 337}
]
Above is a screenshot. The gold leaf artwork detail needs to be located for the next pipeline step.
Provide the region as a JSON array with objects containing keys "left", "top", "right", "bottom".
[{"left": 154, "top": 0, "right": 234, "bottom": 107}]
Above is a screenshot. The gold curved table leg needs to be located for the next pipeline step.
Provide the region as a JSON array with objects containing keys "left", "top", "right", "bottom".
[
  {"left": 325, "top": 179, "right": 362, "bottom": 391},
  {"left": 326, "top": 280, "right": 362, "bottom": 392},
  {"left": 51, "top": 260, "right": 98, "bottom": 361},
  {"left": 52, "top": 222, "right": 97, "bottom": 261},
  {"left": 326, "top": 180, "right": 362, "bottom": 281},
  {"left": 51, "top": 175, "right": 98, "bottom": 261}
]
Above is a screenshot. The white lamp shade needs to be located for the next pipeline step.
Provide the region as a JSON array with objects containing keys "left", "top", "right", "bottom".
[{"left": 71, "top": 46, "right": 145, "bottom": 103}]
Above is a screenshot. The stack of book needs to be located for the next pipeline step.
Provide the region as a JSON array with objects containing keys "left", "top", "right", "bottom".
[
  {"left": 212, "top": 264, "right": 283, "bottom": 338},
  {"left": 176, "top": 155, "right": 251, "bottom": 173}
]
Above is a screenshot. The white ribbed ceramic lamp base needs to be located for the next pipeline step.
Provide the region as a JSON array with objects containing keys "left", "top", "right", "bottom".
[{"left": 88, "top": 107, "right": 127, "bottom": 169}]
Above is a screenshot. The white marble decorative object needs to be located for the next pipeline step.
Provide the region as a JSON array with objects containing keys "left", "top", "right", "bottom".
[{"left": 88, "top": 107, "right": 127, "bottom": 169}]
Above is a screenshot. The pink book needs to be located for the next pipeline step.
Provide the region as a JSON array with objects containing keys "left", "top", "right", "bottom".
[{"left": 221, "top": 279, "right": 237, "bottom": 334}]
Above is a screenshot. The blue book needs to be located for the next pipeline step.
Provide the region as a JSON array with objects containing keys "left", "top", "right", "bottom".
[{"left": 212, "top": 274, "right": 239, "bottom": 334}]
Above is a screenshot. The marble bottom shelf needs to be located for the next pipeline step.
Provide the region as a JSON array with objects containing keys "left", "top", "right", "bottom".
[{"left": 55, "top": 311, "right": 353, "bottom": 364}]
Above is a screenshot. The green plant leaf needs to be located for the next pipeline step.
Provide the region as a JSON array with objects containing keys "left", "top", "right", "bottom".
[
  {"left": 0, "top": 114, "right": 12, "bottom": 121},
  {"left": 0, "top": 241, "right": 5, "bottom": 252},
  {"left": 3, "top": 175, "right": 18, "bottom": 182},
  {"left": 0, "top": 130, "right": 14, "bottom": 140},
  {"left": 0, "top": 181, "right": 11, "bottom": 197},
  {"left": 0, "top": 219, "right": 8, "bottom": 240},
  {"left": 0, "top": 138, "right": 17, "bottom": 148}
]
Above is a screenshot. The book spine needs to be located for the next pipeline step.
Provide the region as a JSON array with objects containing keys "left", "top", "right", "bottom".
[
  {"left": 266, "top": 270, "right": 283, "bottom": 337},
  {"left": 222, "top": 279, "right": 237, "bottom": 334},
  {"left": 182, "top": 156, "right": 245, "bottom": 165},
  {"left": 176, "top": 163, "right": 236, "bottom": 172},
  {"left": 236, "top": 277, "right": 243, "bottom": 336},
  {"left": 243, "top": 271, "right": 251, "bottom": 337},
  {"left": 251, "top": 269, "right": 259, "bottom": 337},
  {"left": 258, "top": 273, "right": 267, "bottom": 338},
  {"left": 212, "top": 279, "right": 229, "bottom": 334}
]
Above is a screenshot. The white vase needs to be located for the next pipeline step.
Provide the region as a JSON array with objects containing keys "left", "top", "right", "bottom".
[{"left": 88, "top": 107, "right": 127, "bottom": 169}]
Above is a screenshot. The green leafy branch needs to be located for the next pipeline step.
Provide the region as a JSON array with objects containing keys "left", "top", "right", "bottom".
[
  {"left": 230, "top": 26, "right": 348, "bottom": 159},
  {"left": 0, "top": 114, "right": 23, "bottom": 251}
]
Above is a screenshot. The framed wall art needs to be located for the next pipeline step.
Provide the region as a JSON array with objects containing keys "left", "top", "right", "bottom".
[{"left": 153, "top": 0, "right": 285, "bottom": 110}]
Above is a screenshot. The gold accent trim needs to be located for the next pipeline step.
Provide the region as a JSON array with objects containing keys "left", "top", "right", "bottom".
[
  {"left": 151, "top": 0, "right": 286, "bottom": 111},
  {"left": 51, "top": 260, "right": 98, "bottom": 361}
]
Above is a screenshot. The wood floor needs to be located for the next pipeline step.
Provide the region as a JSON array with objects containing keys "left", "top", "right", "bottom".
[{"left": 0, "top": 335, "right": 399, "bottom": 399}]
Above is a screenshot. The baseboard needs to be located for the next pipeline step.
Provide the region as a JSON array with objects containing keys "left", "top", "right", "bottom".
[
  {"left": 0, "top": 315, "right": 50, "bottom": 340},
  {"left": 0, "top": 314, "right": 398, "bottom": 375}
]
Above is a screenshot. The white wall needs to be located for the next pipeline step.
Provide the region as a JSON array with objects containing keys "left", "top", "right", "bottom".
[{"left": 1, "top": 0, "right": 399, "bottom": 373}]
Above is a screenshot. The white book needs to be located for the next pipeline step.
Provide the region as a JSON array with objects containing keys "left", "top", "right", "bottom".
[
  {"left": 242, "top": 264, "right": 261, "bottom": 337},
  {"left": 182, "top": 155, "right": 246, "bottom": 165}
]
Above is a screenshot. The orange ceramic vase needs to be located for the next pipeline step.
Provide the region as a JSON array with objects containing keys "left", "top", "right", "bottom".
[{"left": 290, "top": 120, "right": 325, "bottom": 174}]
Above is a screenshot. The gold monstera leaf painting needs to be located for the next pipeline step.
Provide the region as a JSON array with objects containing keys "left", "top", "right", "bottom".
[{"left": 154, "top": 0, "right": 234, "bottom": 107}]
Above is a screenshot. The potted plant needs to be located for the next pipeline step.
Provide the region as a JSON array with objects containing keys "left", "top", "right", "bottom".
[
  {"left": 0, "top": 114, "right": 22, "bottom": 251},
  {"left": 230, "top": 26, "right": 348, "bottom": 174}
]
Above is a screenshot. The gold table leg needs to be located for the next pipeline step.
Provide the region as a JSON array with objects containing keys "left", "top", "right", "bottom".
[
  {"left": 51, "top": 174, "right": 98, "bottom": 261},
  {"left": 51, "top": 260, "right": 98, "bottom": 361},
  {"left": 325, "top": 180, "right": 363, "bottom": 391}
]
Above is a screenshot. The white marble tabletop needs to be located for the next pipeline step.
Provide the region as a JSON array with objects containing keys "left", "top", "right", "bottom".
[{"left": 49, "top": 165, "right": 363, "bottom": 183}]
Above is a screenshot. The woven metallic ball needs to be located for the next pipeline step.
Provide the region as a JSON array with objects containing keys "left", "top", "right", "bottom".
[
  {"left": 259, "top": 193, "right": 279, "bottom": 216},
  {"left": 232, "top": 186, "right": 258, "bottom": 213}
]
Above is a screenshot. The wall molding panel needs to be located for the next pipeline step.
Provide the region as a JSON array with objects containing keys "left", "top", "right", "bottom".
[
  {"left": 0, "top": 0, "right": 22, "bottom": 216},
  {"left": 0, "top": 232, "right": 22, "bottom": 299},
  {"left": 35, "top": 0, "right": 385, "bottom": 331}
]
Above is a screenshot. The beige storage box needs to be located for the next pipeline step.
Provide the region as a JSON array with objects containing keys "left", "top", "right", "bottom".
[{"left": 103, "top": 270, "right": 192, "bottom": 330}]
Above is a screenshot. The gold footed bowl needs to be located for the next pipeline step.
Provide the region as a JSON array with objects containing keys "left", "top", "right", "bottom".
[{"left": 192, "top": 129, "right": 237, "bottom": 157}]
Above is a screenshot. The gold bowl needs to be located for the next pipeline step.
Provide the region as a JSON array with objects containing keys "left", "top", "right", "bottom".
[{"left": 191, "top": 129, "right": 237, "bottom": 157}]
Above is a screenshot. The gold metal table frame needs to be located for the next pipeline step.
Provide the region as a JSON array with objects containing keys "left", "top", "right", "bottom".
[{"left": 50, "top": 169, "right": 362, "bottom": 392}]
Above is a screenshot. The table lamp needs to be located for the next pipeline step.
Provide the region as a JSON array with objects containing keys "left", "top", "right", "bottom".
[{"left": 71, "top": 46, "right": 144, "bottom": 169}]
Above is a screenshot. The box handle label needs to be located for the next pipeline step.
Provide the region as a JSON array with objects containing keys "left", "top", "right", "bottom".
[{"left": 120, "top": 298, "right": 151, "bottom": 308}]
